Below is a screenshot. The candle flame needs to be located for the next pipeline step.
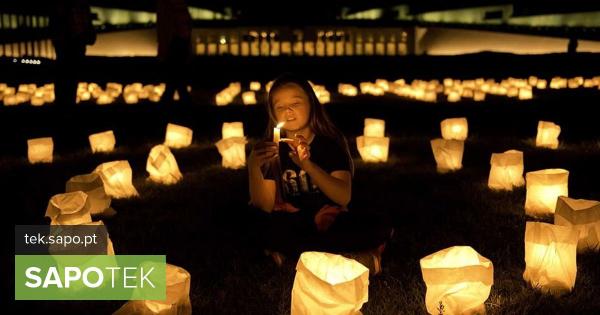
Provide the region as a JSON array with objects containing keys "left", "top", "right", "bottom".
[{"left": 276, "top": 122, "right": 285, "bottom": 128}]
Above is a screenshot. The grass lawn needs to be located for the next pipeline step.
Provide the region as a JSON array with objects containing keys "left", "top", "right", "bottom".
[{"left": 5, "top": 90, "right": 600, "bottom": 314}]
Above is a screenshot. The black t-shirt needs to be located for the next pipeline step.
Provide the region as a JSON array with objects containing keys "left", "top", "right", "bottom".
[{"left": 262, "top": 135, "right": 352, "bottom": 213}]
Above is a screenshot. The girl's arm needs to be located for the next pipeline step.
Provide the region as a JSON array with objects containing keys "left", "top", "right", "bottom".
[
  {"left": 248, "top": 142, "right": 278, "bottom": 212},
  {"left": 248, "top": 166, "right": 276, "bottom": 212},
  {"left": 303, "top": 161, "right": 352, "bottom": 207}
]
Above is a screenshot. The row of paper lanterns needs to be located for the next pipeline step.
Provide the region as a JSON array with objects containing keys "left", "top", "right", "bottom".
[
  {"left": 354, "top": 117, "right": 561, "bottom": 165},
  {"left": 0, "top": 83, "right": 55, "bottom": 106},
  {"left": 0, "top": 82, "right": 168, "bottom": 106},
  {"left": 27, "top": 121, "right": 248, "bottom": 176},
  {"left": 77, "top": 82, "right": 167, "bottom": 105},
  {"left": 215, "top": 80, "right": 331, "bottom": 106},
  {"left": 5, "top": 75, "right": 598, "bottom": 107}
]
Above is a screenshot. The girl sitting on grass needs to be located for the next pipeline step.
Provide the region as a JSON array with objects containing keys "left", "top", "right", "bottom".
[{"left": 247, "top": 73, "right": 392, "bottom": 275}]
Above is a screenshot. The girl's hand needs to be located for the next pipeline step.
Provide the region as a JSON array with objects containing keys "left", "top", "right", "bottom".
[
  {"left": 248, "top": 141, "right": 278, "bottom": 169},
  {"left": 282, "top": 134, "right": 311, "bottom": 168}
]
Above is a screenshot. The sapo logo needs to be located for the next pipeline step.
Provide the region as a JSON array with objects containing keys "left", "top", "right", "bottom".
[{"left": 15, "top": 255, "right": 166, "bottom": 300}]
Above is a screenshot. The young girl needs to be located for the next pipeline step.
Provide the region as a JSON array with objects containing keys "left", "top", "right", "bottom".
[{"left": 247, "top": 73, "right": 391, "bottom": 275}]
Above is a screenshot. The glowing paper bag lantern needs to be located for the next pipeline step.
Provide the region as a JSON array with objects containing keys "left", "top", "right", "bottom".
[
  {"left": 430, "top": 139, "right": 464, "bottom": 173},
  {"left": 114, "top": 264, "right": 192, "bottom": 315},
  {"left": 250, "top": 81, "right": 261, "bottom": 91},
  {"left": 523, "top": 222, "right": 578, "bottom": 295},
  {"left": 420, "top": 246, "right": 493, "bottom": 315},
  {"left": 27, "top": 137, "right": 53, "bottom": 164},
  {"left": 215, "top": 137, "right": 248, "bottom": 169},
  {"left": 146, "top": 145, "right": 183, "bottom": 185},
  {"left": 364, "top": 118, "right": 385, "bottom": 137},
  {"left": 242, "top": 91, "right": 257, "bottom": 105},
  {"left": 222, "top": 122, "right": 244, "bottom": 139},
  {"left": 356, "top": 136, "right": 389, "bottom": 163},
  {"left": 555, "top": 196, "right": 600, "bottom": 252},
  {"left": 488, "top": 150, "right": 525, "bottom": 190},
  {"left": 66, "top": 173, "right": 111, "bottom": 215},
  {"left": 45, "top": 191, "right": 92, "bottom": 225},
  {"left": 441, "top": 118, "right": 468, "bottom": 141},
  {"left": 164, "top": 123, "right": 193, "bottom": 149},
  {"left": 89, "top": 130, "right": 116, "bottom": 153},
  {"left": 525, "top": 169, "right": 569, "bottom": 217},
  {"left": 535, "top": 121, "right": 561, "bottom": 149},
  {"left": 93, "top": 160, "right": 139, "bottom": 198},
  {"left": 291, "top": 252, "right": 369, "bottom": 315}
]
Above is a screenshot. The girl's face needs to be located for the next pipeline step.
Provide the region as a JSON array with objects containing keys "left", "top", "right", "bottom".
[{"left": 271, "top": 83, "right": 311, "bottom": 133}]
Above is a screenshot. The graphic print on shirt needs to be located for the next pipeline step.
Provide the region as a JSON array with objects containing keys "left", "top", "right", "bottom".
[{"left": 282, "top": 169, "right": 318, "bottom": 196}]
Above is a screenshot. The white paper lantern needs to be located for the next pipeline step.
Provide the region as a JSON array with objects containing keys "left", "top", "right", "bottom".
[
  {"left": 291, "top": 252, "right": 369, "bottom": 315},
  {"left": 420, "top": 246, "right": 493, "bottom": 315},
  {"left": 250, "top": 81, "right": 261, "bottom": 91},
  {"left": 89, "top": 130, "right": 116, "bottom": 153},
  {"left": 146, "top": 145, "right": 183, "bottom": 185},
  {"left": 441, "top": 118, "right": 468, "bottom": 141},
  {"left": 525, "top": 168, "right": 569, "bottom": 217},
  {"left": 66, "top": 173, "right": 111, "bottom": 215},
  {"left": 430, "top": 139, "right": 464, "bottom": 173},
  {"left": 114, "top": 264, "right": 192, "bottom": 315},
  {"left": 27, "top": 137, "right": 53, "bottom": 164},
  {"left": 164, "top": 123, "right": 193, "bottom": 149},
  {"left": 523, "top": 221, "right": 578, "bottom": 296},
  {"left": 45, "top": 191, "right": 92, "bottom": 225},
  {"left": 215, "top": 137, "right": 248, "bottom": 169},
  {"left": 93, "top": 160, "right": 139, "bottom": 198},
  {"left": 242, "top": 91, "right": 257, "bottom": 105},
  {"left": 356, "top": 136, "right": 389, "bottom": 163},
  {"left": 555, "top": 196, "right": 600, "bottom": 252},
  {"left": 222, "top": 122, "right": 244, "bottom": 139},
  {"left": 488, "top": 150, "right": 524, "bottom": 190},
  {"left": 535, "top": 121, "right": 561, "bottom": 149},
  {"left": 46, "top": 192, "right": 115, "bottom": 256},
  {"left": 364, "top": 118, "right": 385, "bottom": 138}
]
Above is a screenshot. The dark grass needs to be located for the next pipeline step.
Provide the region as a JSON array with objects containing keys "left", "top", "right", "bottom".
[{"left": 4, "top": 90, "right": 600, "bottom": 314}]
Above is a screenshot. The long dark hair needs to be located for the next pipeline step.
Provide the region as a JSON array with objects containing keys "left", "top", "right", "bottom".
[{"left": 265, "top": 73, "right": 354, "bottom": 176}]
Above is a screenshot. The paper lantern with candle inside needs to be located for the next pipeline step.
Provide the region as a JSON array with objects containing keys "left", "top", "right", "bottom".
[
  {"left": 215, "top": 122, "right": 248, "bottom": 169},
  {"left": 441, "top": 118, "right": 468, "bottom": 141},
  {"left": 291, "top": 251, "right": 369, "bottom": 315},
  {"left": 114, "top": 264, "right": 192, "bottom": 315},
  {"left": 356, "top": 136, "right": 389, "bottom": 163},
  {"left": 420, "top": 246, "right": 493, "bottom": 315},
  {"left": 45, "top": 191, "right": 115, "bottom": 255},
  {"left": 222, "top": 122, "right": 245, "bottom": 139},
  {"left": 536, "top": 121, "right": 561, "bottom": 149},
  {"left": 364, "top": 118, "right": 385, "bottom": 138},
  {"left": 488, "top": 150, "right": 525, "bottom": 190},
  {"left": 525, "top": 168, "right": 569, "bottom": 217},
  {"left": 164, "top": 123, "right": 193, "bottom": 149},
  {"left": 93, "top": 160, "right": 139, "bottom": 199},
  {"left": 45, "top": 191, "right": 92, "bottom": 225},
  {"left": 523, "top": 221, "right": 578, "bottom": 295},
  {"left": 250, "top": 81, "right": 261, "bottom": 91},
  {"left": 146, "top": 145, "right": 183, "bottom": 185},
  {"left": 27, "top": 137, "right": 53, "bottom": 164},
  {"left": 430, "top": 139, "right": 464, "bottom": 173},
  {"left": 89, "top": 130, "right": 116, "bottom": 153},
  {"left": 555, "top": 196, "right": 600, "bottom": 253},
  {"left": 66, "top": 173, "right": 111, "bottom": 215},
  {"left": 356, "top": 119, "right": 389, "bottom": 163},
  {"left": 242, "top": 91, "right": 257, "bottom": 105}
]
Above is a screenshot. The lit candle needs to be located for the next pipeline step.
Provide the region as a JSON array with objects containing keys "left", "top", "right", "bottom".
[{"left": 273, "top": 122, "right": 284, "bottom": 143}]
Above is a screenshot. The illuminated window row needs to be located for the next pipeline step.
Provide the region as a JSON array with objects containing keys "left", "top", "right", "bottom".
[{"left": 194, "top": 28, "right": 409, "bottom": 57}]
